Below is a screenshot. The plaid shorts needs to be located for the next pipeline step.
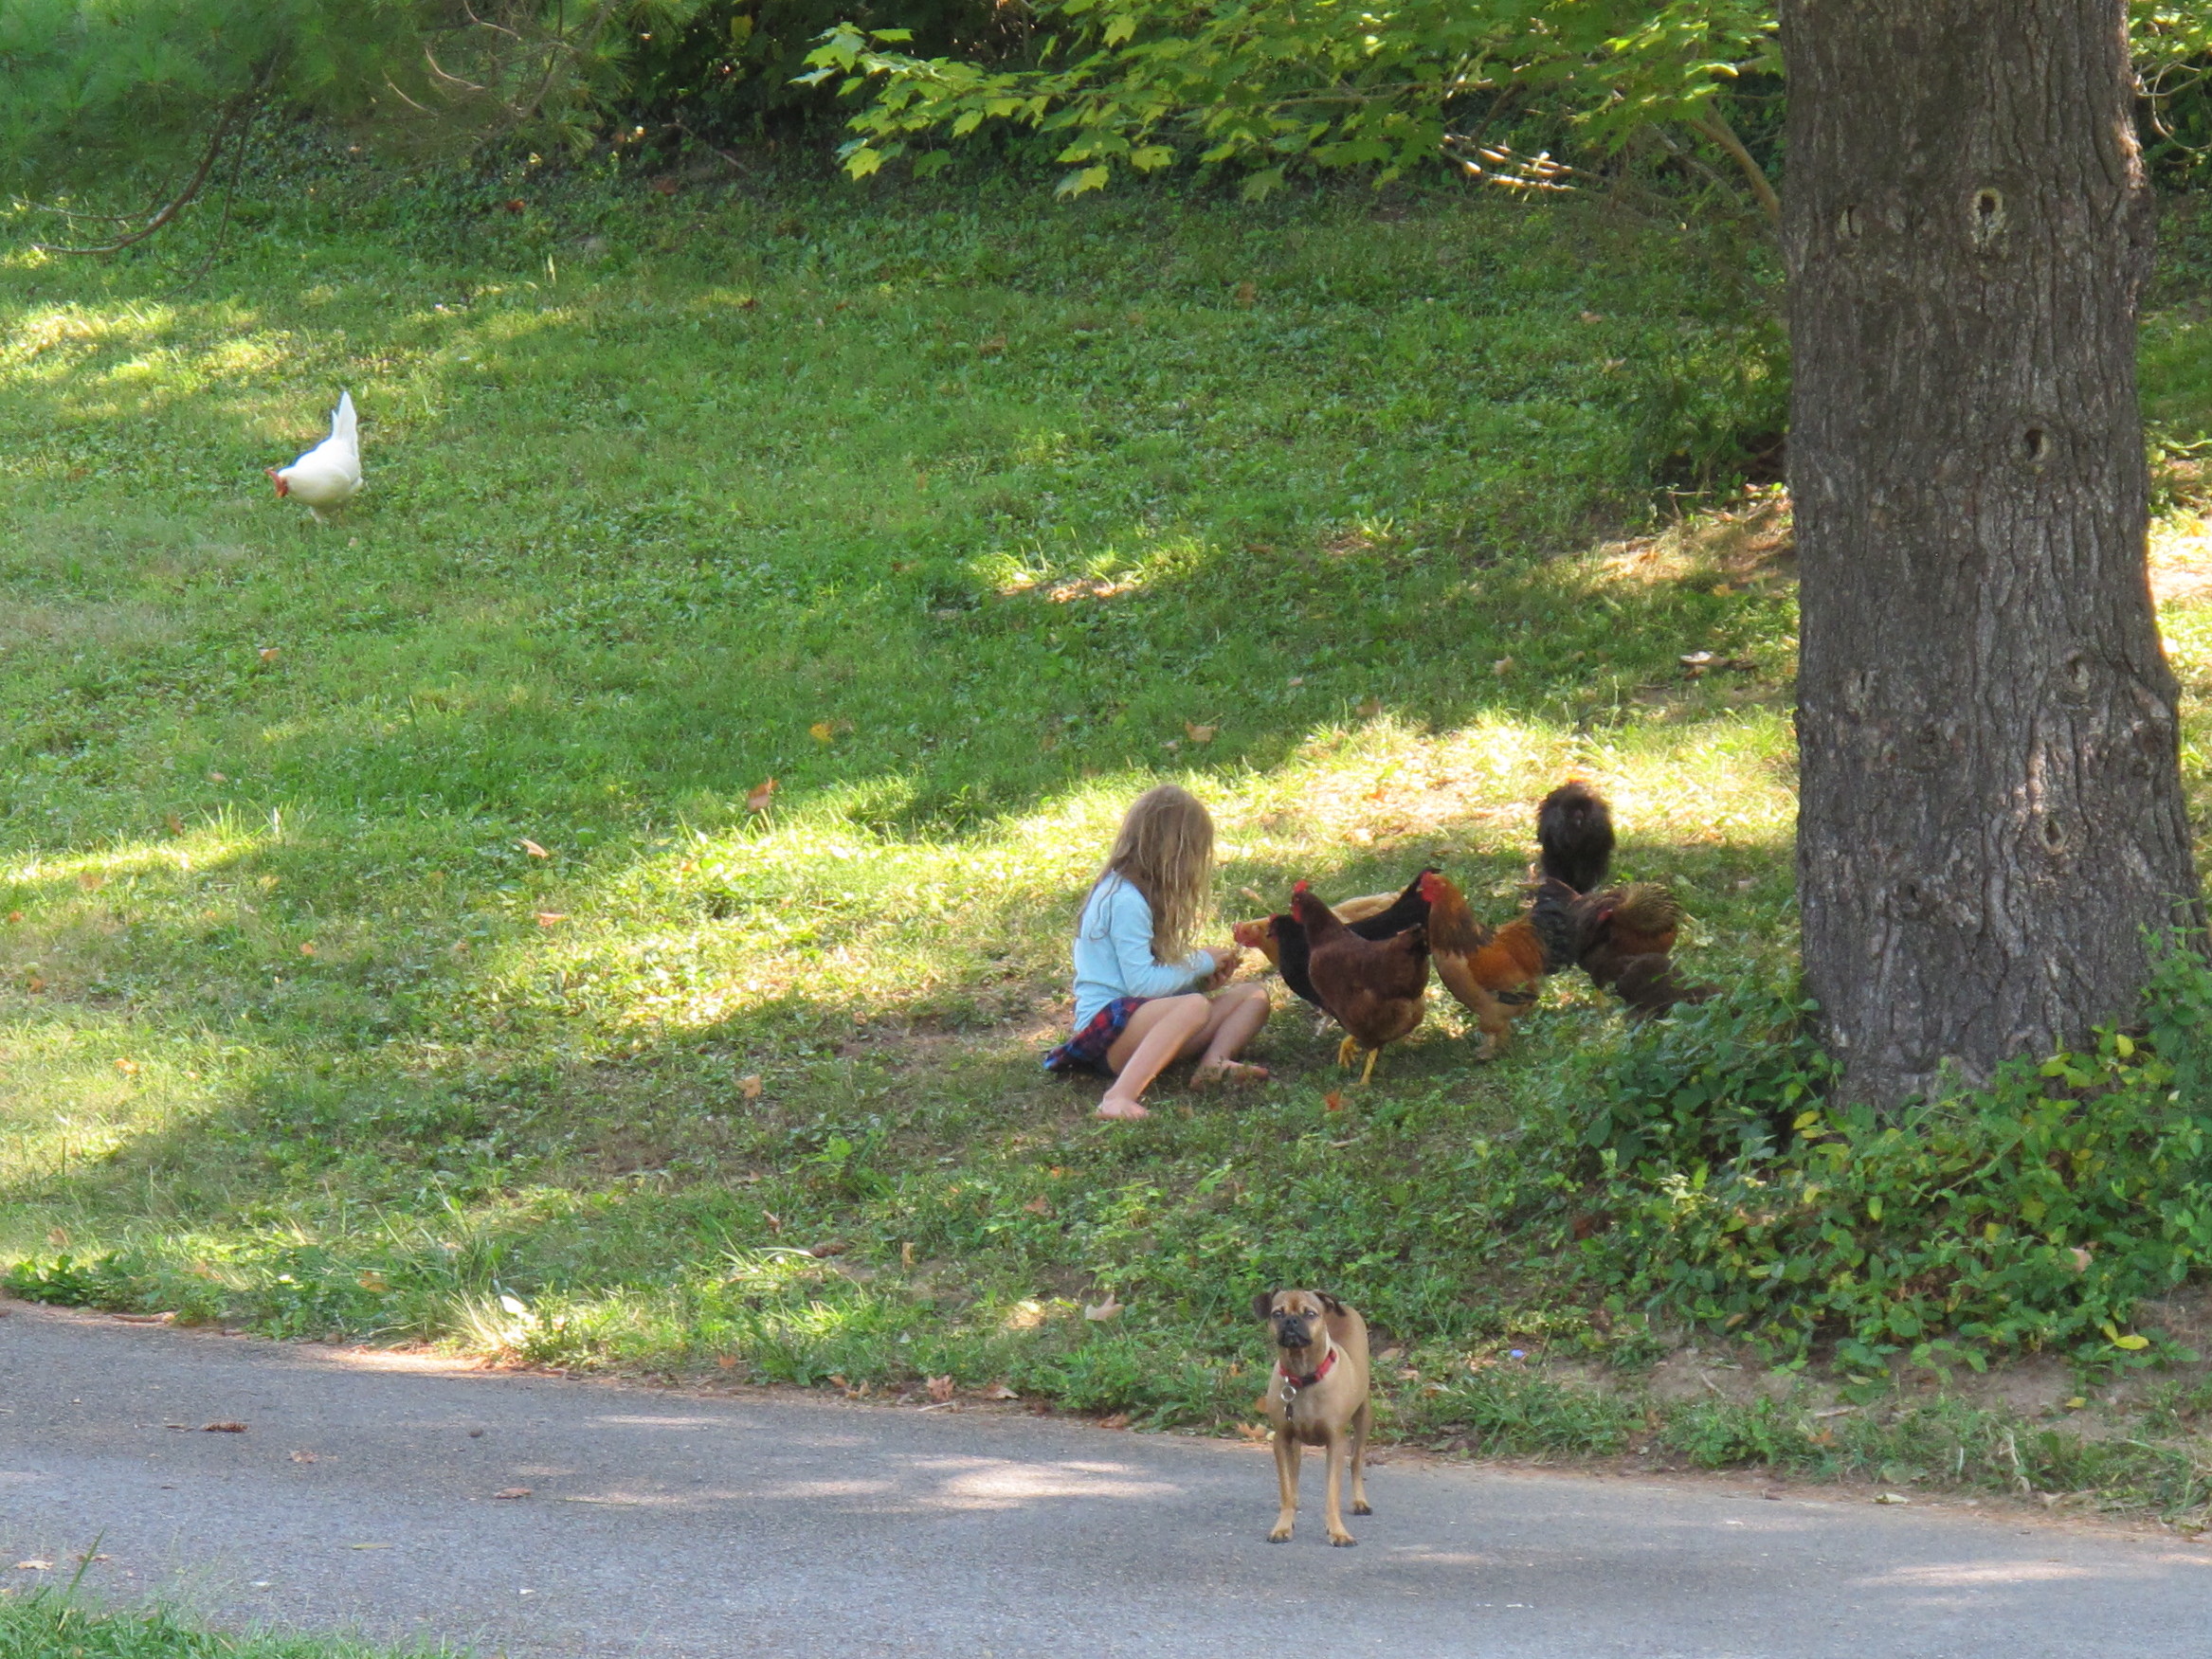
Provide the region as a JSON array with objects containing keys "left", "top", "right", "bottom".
[{"left": 1042, "top": 996, "right": 1148, "bottom": 1076}]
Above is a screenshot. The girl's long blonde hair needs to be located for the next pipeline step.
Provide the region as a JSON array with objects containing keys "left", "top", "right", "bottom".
[{"left": 1098, "top": 784, "right": 1214, "bottom": 963}]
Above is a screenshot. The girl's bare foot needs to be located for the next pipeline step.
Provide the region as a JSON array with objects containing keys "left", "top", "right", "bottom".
[
  {"left": 1097, "top": 1097, "right": 1151, "bottom": 1120},
  {"left": 1193, "top": 1059, "right": 1270, "bottom": 1088}
]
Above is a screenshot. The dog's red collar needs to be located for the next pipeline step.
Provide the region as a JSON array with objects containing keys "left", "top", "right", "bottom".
[{"left": 1276, "top": 1345, "right": 1337, "bottom": 1393}]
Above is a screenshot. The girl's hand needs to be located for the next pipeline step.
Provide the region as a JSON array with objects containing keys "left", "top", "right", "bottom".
[{"left": 1204, "top": 946, "right": 1242, "bottom": 989}]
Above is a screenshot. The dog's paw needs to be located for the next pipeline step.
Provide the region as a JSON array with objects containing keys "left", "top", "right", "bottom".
[
  {"left": 1267, "top": 1528, "right": 1294, "bottom": 1544},
  {"left": 1351, "top": 1500, "right": 1373, "bottom": 1516},
  {"left": 1328, "top": 1532, "right": 1357, "bottom": 1547}
]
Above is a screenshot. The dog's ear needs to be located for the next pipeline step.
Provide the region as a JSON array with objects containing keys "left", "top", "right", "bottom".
[
  {"left": 1252, "top": 1291, "right": 1278, "bottom": 1322},
  {"left": 1316, "top": 1291, "right": 1344, "bottom": 1315}
]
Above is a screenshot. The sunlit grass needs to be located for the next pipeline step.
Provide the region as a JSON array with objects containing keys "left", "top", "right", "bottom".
[{"left": 0, "top": 1596, "right": 450, "bottom": 1659}]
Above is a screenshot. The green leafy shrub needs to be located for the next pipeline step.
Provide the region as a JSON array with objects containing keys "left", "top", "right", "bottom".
[{"left": 1578, "top": 947, "right": 2212, "bottom": 1375}]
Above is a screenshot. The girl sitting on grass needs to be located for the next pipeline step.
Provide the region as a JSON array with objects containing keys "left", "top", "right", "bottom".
[{"left": 1043, "top": 784, "right": 1271, "bottom": 1120}]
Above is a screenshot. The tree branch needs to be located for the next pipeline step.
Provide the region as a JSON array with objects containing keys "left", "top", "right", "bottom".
[
  {"left": 33, "top": 91, "right": 257, "bottom": 256},
  {"left": 1684, "top": 107, "right": 1780, "bottom": 225}
]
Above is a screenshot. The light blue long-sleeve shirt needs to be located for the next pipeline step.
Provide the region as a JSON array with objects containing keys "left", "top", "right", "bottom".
[{"left": 1070, "top": 872, "right": 1216, "bottom": 1028}]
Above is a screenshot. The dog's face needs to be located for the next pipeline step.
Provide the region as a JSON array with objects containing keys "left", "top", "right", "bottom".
[{"left": 1255, "top": 1289, "right": 1340, "bottom": 1352}]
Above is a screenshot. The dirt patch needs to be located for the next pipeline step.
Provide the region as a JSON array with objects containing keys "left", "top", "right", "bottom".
[
  {"left": 1596, "top": 487, "right": 1795, "bottom": 592},
  {"left": 2150, "top": 515, "right": 2212, "bottom": 605},
  {"left": 1642, "top": 1349, "right": 1802, "bottom": 1407}
]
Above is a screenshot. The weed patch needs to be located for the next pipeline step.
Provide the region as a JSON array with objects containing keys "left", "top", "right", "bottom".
[{"left": 1574, "top": 948, "right": 2212, "bottom": 1378}]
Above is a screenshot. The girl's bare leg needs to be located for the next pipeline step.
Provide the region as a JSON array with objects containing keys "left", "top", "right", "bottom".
[
  {"left": 1190, "top": 983, "right": 1271, "bottom": 1082},
  {"left": 1098, "top": 995, "right": 1210, "bottom": 1118}
]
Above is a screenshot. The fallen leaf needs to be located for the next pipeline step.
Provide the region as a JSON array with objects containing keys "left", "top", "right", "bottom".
[
  {"left": 77, "top": 870, "right": 105, "bottom": 892},
  {"left": 356, "top": 1270, "right": 388, "bottom": 1291},
  {"left": 203, "top": 1421, "right": 248, "bottom": 1434},
  {"left": 291, "top": 1451, "right": 318, "bottom": 1464},
  {"left": 1324, "top": 1091, "right": 1346, "bottom": 1112},
  {"left": 1185, "top": 722, "right": 1216, "bottom": 745},
  {"left": 349, "top": 1542, "right": 393, "bottom": 1550},
  {"left": 1023, "top": 1195, "right": 1053, "bottom": 1217},
  {"left": 520, "top": 839, "right": 551, "bottom": 858},
  {"left": 534, "top": 911, "right": 566, "bottom": 927},
  {"left": 808, "top": 721, "right": 837, "bottom": 744},
  {"left": 164, "top": 816, "right": 183, "bottom": 836},
  {"left": 115, "top": 1058, "right": 139, "bottom": 1074},
  {"left": 1236, "top": 1421, "right": 1270, "bottom": 1443},
  {"left": 209, "top": 771, "right": 227, "bottom": 783},
  {"left": 1098, "top": 1412, "right": 1132, "bottom": 1430},
  {"left": 762, "top": 1210, "right": 782, "bottom": 1234},
  {"left": 259, "top": 646, "right": 281, "bottom": 662},
  {"left": 2070, "top": 1247, "right": 2094, "bottom": 1273},
  {"left": 1873, "top": 1492, "right": 1912, "bottom": 1505},
  {"left": 807, "top": 1240, "right": 848, "bottom": 1258},
  {"left": 927, "top": 1374, "right": 956, "bottom": 1403},
  {"left": 716, "top": 1355, "right": 738, "bottom": 1369},
  {"left": 976, "top": 334, "right": 1006, "bottom": 355},
  {"left": 1491, "top": 657, "right": 1514, "bottom": 676},
  {"left": 739, "top": 1073, "right": 764, "bottom": 1100},
  {"left": 1083, "top": 1296, "right": 1123, "bottom": 1322},
  {"left": 982, "top": 1382, "right": 1018, "bottom": 1400},
  {"left": 1356, "top": 695, "right": 1384, "bottom": 717},
  {"left": 1580, "top": 310, "right": 1603, "bottom": 323},
  {"left": 299, "top": 942, "right": 317, "bottom": 956},
  {"left": 47, "top": 1228, "right": 69, "bottom": 1248},
  {"left": 1680, "top": 650, "right": 1716, "bottom": 666},
  {"left": 648, "top": 175, "right": 680, "bottom": 195},
  {"left": 505, "top": 199, "right": 527, "bottom": 212},
  {"left": 1234, "top": 280, "right": 1258, "bottom": 306},
  {"left": 14, "top": 1560, "right": 52, "bottom": 1572},
  {"left": 745, "top": 778, "right": 777, "bottom": 814},
  {"left": 492, "top": 1488, "right": 534, "bottom": 1500},
  {"left": 26, "top": 976, "right": 45, "bottom": 992},
  {"left": 735, "top": 295, "right": 759, "bottom": 311}
]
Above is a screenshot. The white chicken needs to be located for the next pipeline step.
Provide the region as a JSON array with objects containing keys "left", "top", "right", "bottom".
[{"left": 267, "top": 390, "right": 361, "bottom": 520}]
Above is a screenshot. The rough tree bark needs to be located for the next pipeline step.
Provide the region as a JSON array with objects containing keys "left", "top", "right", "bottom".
[{"left": 1781, "top": 0, "right": 2202, "bottom": 1108}]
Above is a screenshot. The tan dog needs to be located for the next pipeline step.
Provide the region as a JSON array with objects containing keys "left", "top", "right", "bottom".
[{"left": 1253, "top": 1289, "right": 1372, "bottom": 1545}]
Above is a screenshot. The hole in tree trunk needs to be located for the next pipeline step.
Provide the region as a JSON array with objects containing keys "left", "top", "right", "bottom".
[
  {"left": 1971, "top": 188, "right": 2006, "bottom": 248},
  {"left": 2021, "top": 426, "right": 2050, "bottom": 465}
]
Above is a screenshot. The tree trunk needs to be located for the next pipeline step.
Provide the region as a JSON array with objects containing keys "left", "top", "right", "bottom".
[{"left": 1781, "top": 0, "right": 2202, "bottom": 1108}]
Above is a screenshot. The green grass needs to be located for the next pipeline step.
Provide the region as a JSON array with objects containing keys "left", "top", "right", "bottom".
[
  {"left": 0, "top": 1595, "right": 440, "bottom": 1659},
  {"left": 3, "top": 143, "right": 2210, "bottom": 1516}
]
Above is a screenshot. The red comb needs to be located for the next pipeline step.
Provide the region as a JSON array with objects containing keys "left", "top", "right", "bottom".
[{"left": 1293, "top": 879, "right": 1310, "bottom": 893}]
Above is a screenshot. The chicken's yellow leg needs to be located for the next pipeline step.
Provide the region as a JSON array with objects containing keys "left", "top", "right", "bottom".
[
  {"left": 1335, "top": 1035, "right": 1358, "bottom": 1070},
  {"left": 1359, "top": 1047, "right": 1379, "bottom": 1086}
]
